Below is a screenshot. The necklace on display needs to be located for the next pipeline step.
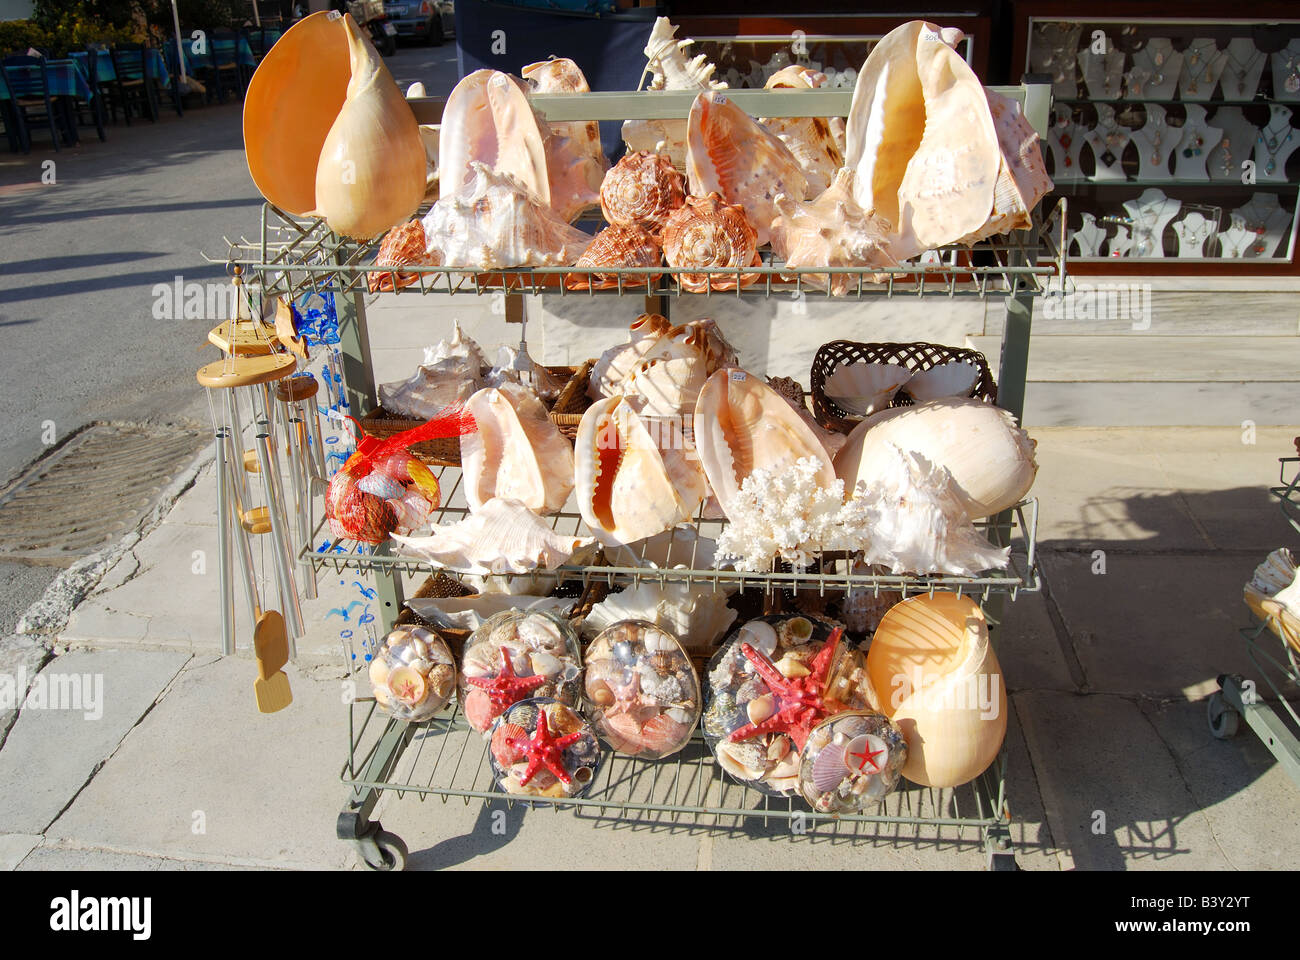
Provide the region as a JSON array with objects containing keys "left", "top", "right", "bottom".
[
  {"left": 1143, "top": 111, "right": 1169, "bottom": 166},
  {"left": 1184, "top": 42, "right": 1218, "bottom": 95},
  {"left": 1054, "top": 112, "right": 1076, "bottom": 168},
  {"left": 1258, "top": 117, "right": 1294, "bottom": 175},
  {"left": 1238, "top": 199, "right": 1282, "bottom": 254},
  {"left": 1226, "top": 48, "right": 1262, "bottom": 96},
  {"left": 1282, "top": 48, "right": 1300, "bottom": 94},
  {"left": 1182, "top": 125, "right": 1207, "bottom": 159},
  {"left": 1176, "top": 216, "right": 1213, "bottom": 252},
  {"left": 1093, "top": 114, "right": 1128, "bottom": 168},
  {"left": 1219, "top": 136, "right": 1235, "bottom": 177},
  {"left": 1131, "top": 201, "right": 1165, "bottom": 257}
]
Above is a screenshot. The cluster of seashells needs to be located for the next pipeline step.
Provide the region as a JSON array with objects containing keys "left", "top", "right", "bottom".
[
  {"left": 457, "top": 610, "right": 583, "bottom": 733},
  {"left": 487, "top": 698, "right": 603, "bottom": 800},
  {"left": 367, "top": 625, "right": 457, "bottom": 722}
]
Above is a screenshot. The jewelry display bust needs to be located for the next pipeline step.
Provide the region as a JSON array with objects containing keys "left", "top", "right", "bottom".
[
  {"left": 1172, "top": 104, "right": 1222, "bottom": 181},
  {"left": 1126, "top": 37, "right": 1183, "bottom": 100},
  {"left": 1253, "top": 105, "right": 1298, "bottom": 183},
  {"left": 1047, "top": 106, "right": 1085, "bottom": 181},
  {"left": 1207, "top": 106, "right": 1259, "bottom": 183},
  {"left": 1030, "top": 20, "right": 1083, "bottom": 98},
  {"left": 1078, "top": 41, "right": 1125, "bottom": 100},
  {"left": 1084, "top": 103, "right": 1132, "bottom": 181},
  {"left": 1128, "top": 103, "right": 1178, "bottom": 181},
  {"left": 1123, "top": 188, "right": 1182, "bottom": 258},
  {"left": 1071, "top": 211, "right": 1106, "bottom": 257},
  {"left": 1108, "top": 224, "right": 1133, "bottom": 258},
  {"left": 1222, "top": 37, "right": 1266, "bottom": 99},
  {"left": 1172, "top": 211, "right": 1215, "bottom": 257},
  {"left": 1177, "top": 38, "right": 1226, "bottom": 101},
  {"left": 1230, "top": 192, "right": 1292, "bottom": 258},
  {"left": 1271, "top": 38, "right": 1300, "bottom": 103}
]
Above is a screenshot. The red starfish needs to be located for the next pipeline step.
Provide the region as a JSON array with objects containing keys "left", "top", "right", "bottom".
[
  {"left": 466, "top": 647, "right": 546, "bottom": 715},
  {"left": 728, "top": 627, "right": 845, "bottom": 752},
  {"left": 849, "top": 738, "right": 886, "bottom": 774},
  {"left": 508, "top": 709, "right": 584, "bottom": 786}
]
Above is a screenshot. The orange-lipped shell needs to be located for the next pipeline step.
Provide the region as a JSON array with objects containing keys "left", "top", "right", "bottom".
[
  {"left": 599, "top": 151, "right": 686, "bottom": 235},
  {"left": 566, "top": 224, "right": 663, "bottom": 291},
  {"left": 661, "top": 192, "right": 760, "bottom": 293},
  {"left": 367, "top": 219, "right": 441, "bottom": 292}
]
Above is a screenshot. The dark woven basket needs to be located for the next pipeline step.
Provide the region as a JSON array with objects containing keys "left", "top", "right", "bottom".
[
  {"left": 359, "top": 360, "right": 595, "bottom": 467},
  {"left": 810, "top": 341, "right": 997, "bottom": 435}
]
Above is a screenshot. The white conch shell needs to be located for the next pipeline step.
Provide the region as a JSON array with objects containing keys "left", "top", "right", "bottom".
[
  {"left": 867, "top": 593, "right": 1007, "bottom": 788},
  {"left": 439, "top": 70, "right": 550, "bottom": 204},
  {"left": 624, "top": 356, "right": 708, "bottom": 418},
  {"left": 575, "top": 395, "right": 706, "bottom": 546},
  {"left": 834, "top": 397, "right": 1037, "bottom": 520},
  {"left": 694, "top": 368, "right": 837, "bottom": 520},
  {"left": 421, "top": 162, "right": 590, "bottom": 269},
  {"left": 461, "top": 381, "right": 575, "bottom": 515},
  {"left": 843, "top": 21, "right": 1000, "bottom": 260},
  {"left": 378, "top": 355, "right": 479, "bottom": 420},
  {"left": 761, "top": 65, "right": 845, "bottom": 195},
  {"left": 522, "top": 57, "right": 607, "bottom": 180},
  {"left": 957, "top": 88, "right": 1053, "bottom": 245},
  {"left": 314, "top": 13, "right": 426, "bottom": 239},
  {"left": 904, "top": 361, "right": 980, "bottom": 402},
  {"left": 686, "top": 92, "right": 807, "bottom": 246},
  {"left": 823, "top": 362, "right": 911, "bottom": 417},
  {"left": 581, "top": 583, "right": 738, "bottom": 652},
  {"left": 770, "top": 168, "right": 899, "bottom": 294},
  {"left": 589, "top": 315, "right": 737, "bottom": 401},
  {"left": 391, "top": 498, "right": 597, "bottom": 575},
  {"left": 843, "top": 444, "right": 1010, "bottom": 577}
]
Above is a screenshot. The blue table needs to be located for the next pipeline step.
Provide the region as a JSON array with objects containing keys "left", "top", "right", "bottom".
[
  {"left": 0, "top": 59, "right": 94, "bottom": 100},
  {"left": 70, "top": 48, "right": 172, "bottom": 89}
]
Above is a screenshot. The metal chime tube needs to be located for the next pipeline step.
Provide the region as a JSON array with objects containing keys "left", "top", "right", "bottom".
[
  {"left": 224, "top": 387, "right": 250, "bottom": 511},
  {"left": 253, "top": 392, "right": 304, "bottom": 651},
  {"left": 304, "top": 397, "right": 328, "bottom": 485},
  {"left": 213, "top": 420, "right": 236, "bottom": 656},
  {"left": 281, "top": 393, "right": 317, "bottom": 600}
]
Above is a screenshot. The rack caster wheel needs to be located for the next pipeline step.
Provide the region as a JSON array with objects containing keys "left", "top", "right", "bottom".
[
  {"left": 356, "top": 824, "right": 408, "bottom": 871},
  {"left": 988, "top": 851, "right": 1019, "bottom": 871},
  {"left": 1207, "top": 691, "right": 1240, "bottom": 740}
]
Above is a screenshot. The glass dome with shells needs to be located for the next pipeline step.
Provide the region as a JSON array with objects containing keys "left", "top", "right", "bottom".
[
  {"left": 702, "top": 614, "right": 875, "bottom": 797},
  {"left": 458, "top": 610, "right": 583, "bottom": 734},
  {"left": 583, "top": 619, "right": 701, "bottom": 760},
  {"left": 368, "top": 625, "right": 457, "bottom": 723},
  {"left": 488, "top": 698, "right": 604, "bottom": 801},
  {"left": 798, "top": 710, "right": 907, "bottom": 814}
]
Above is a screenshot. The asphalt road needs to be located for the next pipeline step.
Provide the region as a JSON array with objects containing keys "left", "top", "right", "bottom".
[{"left": 0, "top": 41, "right": 462, "bottom": 633}]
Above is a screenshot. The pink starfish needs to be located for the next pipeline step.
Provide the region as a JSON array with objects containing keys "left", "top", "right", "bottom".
[
  {"left": 728, "top": 627, "right": 846, "bottom": 752},
  {"left": 466, "top": 647, "right": 546, "bottom": 716},
  {"left": 508, "top": 709, "right": 584, "bottom": 786}
]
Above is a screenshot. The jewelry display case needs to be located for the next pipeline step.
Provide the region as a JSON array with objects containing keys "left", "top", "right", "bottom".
[{"left": 1014, "top": 10, "right": 1300, "bottom": 271}]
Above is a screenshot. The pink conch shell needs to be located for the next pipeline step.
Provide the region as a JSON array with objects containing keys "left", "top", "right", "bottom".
[
  {"left": 368, "top": 219, "right": 440, "bottom": 293},
  {"left": 761, "top": 66, "right": 846, "bottom": 196},
  {"left": 576, "top": 394, "right": 706, "bottom": 547},
  {"left": 522, "top": 57, "right": 607, "bottom": 180},
  {"left": 843, "top": 21, "right": 999, "bottom": 260},
  {"left": 589, "top": 314, "right": 737, "bottom": 401},
  {"left": 661, "top": 193, "right": 761, "bottom": 293},
  {"left": 439, "top": 70, "right": 550, "bottom": 205},
  {"left": 957, "top": 88, "right": 1053, "bottom": 245},
  {"left": 693, "top": 367, "right": 837, "bottom": 520},
  {"left": 769, "top": 168, "right": 899, "bottom": 294},
  {"left": 461, "top": 381, "right": 575, "bottom": 515},
  {"left": 600, "top": 151, "right": 686, "bottom": 235},
  {"left": 421, "top": 162, "right": 590, "bottom": 269},
  {"left": 686, "top": 92, "right": 807, "bottom": 246},
  {"left": 566, "top": 224, "right": 663, "bottom": 291}
]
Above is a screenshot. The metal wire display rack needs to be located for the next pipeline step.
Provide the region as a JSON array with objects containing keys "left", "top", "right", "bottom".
[
  {"left": 225, "top": 80, "right": 1061, "bottom": 870},
  {"left": 1210, "top": 457, "right": 1300, "bottom": 789}
]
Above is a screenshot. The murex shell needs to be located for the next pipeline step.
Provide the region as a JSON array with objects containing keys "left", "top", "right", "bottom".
[
  {"left": 686, "top": 91, "right": 807, "bottom": 247},
  {"left": 575, "top": 395, "right": 706, "bottom": 546},
  {"left": 693, "top": 368, "right": 837, "bottom": 520},
  {"left": 600, "top": 151, "right": 687, "bottom": 234},
  {"left": 368, "top": 219, "right": 439, "bottom": 293},
  {"left": 588, "top": 314, "right": 736, "bottom": 402},
  {"left": 461, "top": 381, "right": 575, "bottom": 515},
  {"left": 661, "top": 193, "right": 760, "bottom": 293},
  {"left": 566, "top": 224, "right": 663, "bottom": 291},
  {"left": 761, "top": 66, "right": 846, "bottom": 196},
  {"left": 421, "top": 162, "right": 590, "bottom": 269}
]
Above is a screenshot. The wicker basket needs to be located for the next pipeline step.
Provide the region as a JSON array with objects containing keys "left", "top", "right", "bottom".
[
  {"left": 359, "top": 360, "right": 595, "bottom": 467},
  {"left": 810, "top": 340, "right": 998, "bottom": 435}
]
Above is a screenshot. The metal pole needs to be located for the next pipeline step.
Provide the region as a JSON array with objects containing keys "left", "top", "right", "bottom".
[
  {"left": 254, "top": 388, "right": 305, "bottom": 649},
  {"left": 214, "top": 424, "right": 236, "bottom": 655}
]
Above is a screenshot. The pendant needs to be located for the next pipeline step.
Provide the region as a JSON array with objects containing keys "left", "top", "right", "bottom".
[
  {"left": 1064, "top": 156, "right": 1073, "bottom": 168},
  {"left": 1151, "top": 153, "right": 1160, "bottom": 165},
  {"left": 1267, "top": 135, "right": 1278, "bottom": 150},
  {"left": 1189, "top": 51, "right": 1200, "bottom": 66},
  {"left": 1238, "top": 79, "right": 1246, "bottom": 95},
  {"left": 1189, "top": 81, "right": 1198, "bottom": 94},
  {"left": 1100, "top": 150, "right": 1117, "bottom": 167},
  {"left": 1287, "top": 73, "right": 1300, "bottom": 93},
  {"left": 1153, "top": 51, "right": 1165, "bottom": 66},
  {"left": 1266, "top": 159, "right": 1277, "bottom": 174},
  {"left": 1152, "top": 73, "right": 1165, "bottom": 85},
  {"left": 1059, "top": 132, "right": 1072, "bottom": 150}
]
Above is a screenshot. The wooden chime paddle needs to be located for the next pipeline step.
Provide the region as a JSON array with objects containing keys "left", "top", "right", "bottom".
[{"left": 253, "top": 610, "right": 293, "bottom": 713}]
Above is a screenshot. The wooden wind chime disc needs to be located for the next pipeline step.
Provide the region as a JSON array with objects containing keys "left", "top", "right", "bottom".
[{"left": 196, "top": 353, "right": 299, "bottom": 389}]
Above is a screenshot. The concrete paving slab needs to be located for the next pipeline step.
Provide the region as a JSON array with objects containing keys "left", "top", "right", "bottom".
[
  {"left": 16, "top": 845, "right": 165, "bottom": 871},
  {"left": 1, "top": 632, "right": 51, "bottom": 740},
  {"left": 1015, "top": 690, "right": 1233, "bottom": 870},
  {"left": 0, "top": 833, "right": 42, "bottom": 870},
  {"left": 1002, "top": 697, "right": 1067, "bottom": 871},
  {"left": 46, "top": 657, "right": 353, "bottom": 870},
  {"left": 1040, "top": 551, "right": 1265, "bottom": 698},
  {"left": 0, "top": 649, "right": 188, "bottom": 835},
  {"left": 994, "top": 586, "right": 1077, "bottom": 693}
]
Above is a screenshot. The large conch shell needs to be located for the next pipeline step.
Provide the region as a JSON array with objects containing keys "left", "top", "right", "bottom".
[
  {"left": 957, "top": 88, "right": 1053, "bottom": 245},
  {"left": 834, "top": 397, "right": 1037, "bottom": 520},
  {"left": 392, "top": 498, "right": 598, "bottom": 575},
  {"left": 843, "top": 21, "right": 999, "bottom": 260},
  {"left": 693, "top": 368, "right": 836, "bottom": 520},
  {"left": 523, "top": 58, "right": 606, "bottom": 221},
  {"left": 439, "top": 70, "right": 549, "bottom": 204},
  {"left": 600, "top": 151, "right": 686, "bottom": 235},
  {"left": 313, "top": 13, "right": 427, "bottom": 239},
  {"left": 565, "top": 225, "right": 662, "bottom": 291},
  {"left": 575, "top": 395, "right": 706, "bottom": 546},
  {"left": 623, "top": 17, "right": 726, "bottom": 170},
  {"left": 523, "top": 57, "right": 607, "bottom": 175},
  {"left": 661, "top": 193, "right": 760, "bottom": 293},
  {"left": 761, "top": 66, "right": 846, "bottom": 196},
  {"left": 866, "top": 593, "right": 1007, "bottom": 788},
  {"left": 421, "top": 162, "right": 590, "bottom": 269},
  {"left": 686, "top": 92, "right": 807, "bottom": 246},
  {"left": 588, "top": 314, "right": 736, "bottom": 401},
  {"left": 770, "top": 169, "right": 899, "bottom": 294},
  {"left": 461, "top": 382, "right": 575, "bottom": 515}
]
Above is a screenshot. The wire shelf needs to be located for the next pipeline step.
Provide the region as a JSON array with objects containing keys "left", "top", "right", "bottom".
[
  {"left": 341, "top": 697, "right": 1007, "bottom": 832},
  {"left": 208, "top": 200, "right": 1068, "bottom": 304},
  {"left": 305, "top": 466, "right": 1040, "bottom": 602}
]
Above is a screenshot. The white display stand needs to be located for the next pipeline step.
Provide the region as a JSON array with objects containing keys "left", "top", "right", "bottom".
[
  {"left": 1172, "top": 104, "right": 1221, "bottom": 181},
  {"left": 1084, "top": 103, "right": 1131, "bottom": 181},
  {"left": 1124, "top": 188, "right": 1181, "bottom": 258},
  {"left": 1046, "top": 107, "right": 1085, "bottom": 181},
  {"left": 1231, "top": 193, "right": 1292, "bottom": 258},
  {"left": 1172, "top": 211, "right": 1216, "bottom": 257},
  {"left": 1126, "top": 37, "right": 1183, "bottom": 100},
  {"left": 1253, "top": 105, "right": 1298, "bottom": 183},
  {"left": 1177, "top": 38, "right": 1226, "bottom": 101},
  {"left": 1218, "top": 218, "right": 1253, "bottom": 258},
  {"left": 1108, "top": 224, "right": 1133, "bottom": 258},
  {"left": 1030, "top": 21, "right": 1082, "bottom": 98},
  {"left": 1071, "top": 212, "right": 1106, "bottom": 257},
  {"left": 1128, "top": 103, "right": 1178, "bottom": 181},
  {"left": 1270, "top": 39, "right": 1300, "bottom": 103},
  {"left": 1078, "top": 44, "right": 1125, "bottom": 100},
  {"left": 1222, "top": 37, "right": 1266, "bottom": 99},
  {"left": 1207, "top": 106, "right": 1259, "bottom": 182}
]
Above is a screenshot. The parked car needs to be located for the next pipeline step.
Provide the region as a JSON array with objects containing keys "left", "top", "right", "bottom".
[{"left": 384, "top": 0, "right": 452, "bottom": 45}]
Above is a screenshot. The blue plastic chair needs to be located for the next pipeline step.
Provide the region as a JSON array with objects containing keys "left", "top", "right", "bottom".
[{"left": 1, "top": 55, "right": 74, "bottom": 152}]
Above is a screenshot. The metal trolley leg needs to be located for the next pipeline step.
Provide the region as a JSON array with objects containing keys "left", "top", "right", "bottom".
[{"left": 1213, "top": 673, "right": 1300, "bottom": 789}]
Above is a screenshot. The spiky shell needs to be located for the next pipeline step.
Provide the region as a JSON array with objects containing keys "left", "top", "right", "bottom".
[
  {"left": 565, "top": 224, "right": 663, "bottom": 291},
  {"left": 761, "top": 66, "right": 845, "bottom": 197},
  {"left": 642, "top": 17, "right": 727, "bottom": 92},
  {"left": 599, "top": 151, "right": 686, "bottom": 234},
  {"left": 661, "top": 193, "right": 760, "bottom": 293},
  {"left": 957, "top": 88, "right": 1053, "bottom": 245},
  {"left": 368, "top": 219, "right": 440, "bottom": 293}
]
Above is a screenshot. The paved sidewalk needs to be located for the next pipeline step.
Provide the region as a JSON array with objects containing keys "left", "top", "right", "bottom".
[{"left": 2, "top": 392, "right": 1298, "bottom": 867}]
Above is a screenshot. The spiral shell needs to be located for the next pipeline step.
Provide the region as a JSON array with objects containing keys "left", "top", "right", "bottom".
[
  {"left": 661, "top": 193, "right": 760, "bottom": 293},
  {"left": 565, "top": 224, "right": 663, "bottom": 291},
  {"left": 600, "top": 151, "right": 687, "bottom": 234},
  {"left": 367, "top": 219, "right": 440, "bottom": 293}
]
